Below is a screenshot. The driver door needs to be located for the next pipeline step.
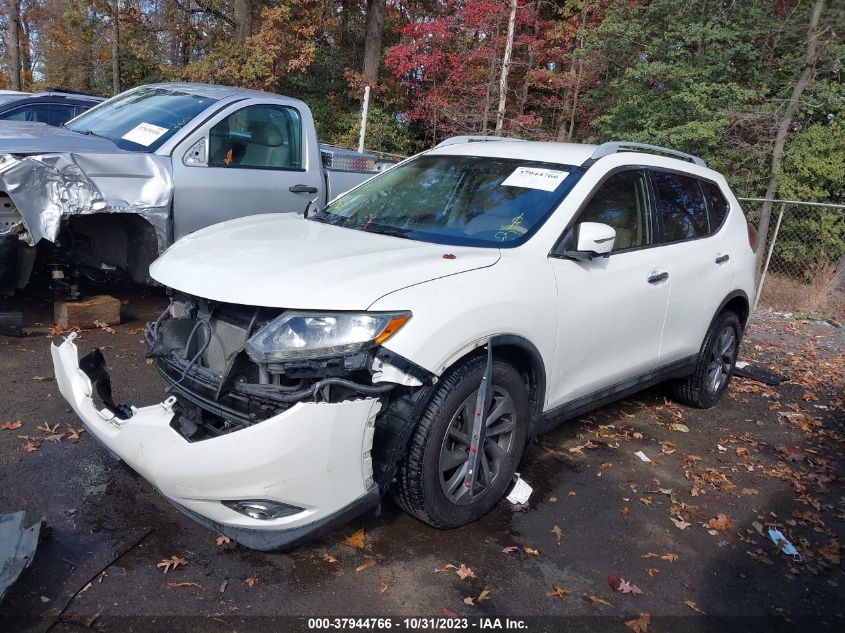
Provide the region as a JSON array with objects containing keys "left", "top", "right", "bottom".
[
  {"left": 546, "top": 169, "right": 670, "bottom": 408},
  {"left": 171, "top": 100, "right": 322, "bottom": 240}
]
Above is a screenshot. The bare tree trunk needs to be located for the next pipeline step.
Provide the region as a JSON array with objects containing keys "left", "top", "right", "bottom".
[
  {"left": 19, "top": 0, "right": 31, "bottom": 89},
  {"left": 362, "top": 0, "right": 385, "bottom": 84},
  {"left": 234, "top": 0, "right": 252, "bottom": 39},
  {"left": 495, "top": 0, "right": 517, "bottom": 134},
  {"left": 756, "top": 0, "right": 826, "bottom": 273},
  {"left": 5, "top": 0, "right": 21, "bottom": 91},
  {"left": 112, "top": 0, "right": 120, "bottom": 95}
]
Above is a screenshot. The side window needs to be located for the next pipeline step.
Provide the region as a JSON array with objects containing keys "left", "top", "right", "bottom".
[
  {"left": 208, "top": 104, "right": 302, "bottom": 170},
  {"left": 0, "top": 104, "right": 75, "bottom": 126},
  {"left": 576, "top": 170, "right": 652, "bottom": 251},
  {"left": 651, "top": 171, "right": 709, "bottom": 242},
  {"left": 700, "top": 181, "right": 729, "bottom": 233}
]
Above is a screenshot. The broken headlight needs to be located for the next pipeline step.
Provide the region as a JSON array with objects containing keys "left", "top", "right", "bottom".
[{"left": 244, "top": 311, "right": 410, "bottom": 363}]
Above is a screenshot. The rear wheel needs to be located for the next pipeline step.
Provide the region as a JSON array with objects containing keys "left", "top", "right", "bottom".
[
  {"left": 392, "top": 356, "right": 529, "bottom": 528},
  {"left": 671, "top": 310, "right": 741, "bottom": 408}
]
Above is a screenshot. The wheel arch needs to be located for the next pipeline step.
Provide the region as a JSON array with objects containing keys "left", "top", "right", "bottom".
[{"left": 715, "top": 289, "right": 750, "bottom": 330}]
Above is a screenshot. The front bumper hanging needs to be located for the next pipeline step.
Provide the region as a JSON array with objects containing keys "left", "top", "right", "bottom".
[{"left": 51, "top": 334, "right": 382, "bottom": 550}]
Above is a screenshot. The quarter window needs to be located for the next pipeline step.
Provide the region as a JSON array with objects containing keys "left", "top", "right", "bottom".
[
  {"left": 577, "top": 170, "right": 652, "bottom": 251},
  {"left": 701, "top": 181, "right": 729, "bottom": 232},
  {"left": 0, "top": 103, "right": 76, "bottom": 126},
  {"left": 209, "top": 105, "right": 302, "bottom": 170},
  {"left": 652, "top": 171, "right": 709, "bottom": 242}
]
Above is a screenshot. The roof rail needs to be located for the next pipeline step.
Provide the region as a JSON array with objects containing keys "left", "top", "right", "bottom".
[
  {"left": 434, "top": 135, "right": 523, "bottom": 149},
  {"left": 588, "top": 141, "right": 707, "bottom": 168}
]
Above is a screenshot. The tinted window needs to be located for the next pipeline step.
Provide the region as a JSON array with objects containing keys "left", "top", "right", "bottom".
[
  {"left": 312, "top": 155, "right": 582, "bottom": 248},
  {"left": 701, "top": 181, "right": 729, "bottom": 232},
  {"left": 0, "top": 103, "right": 76, "bottom": 126},
  {"left": 209, "top": 105, "right": 302, "bottom": 169},
  {"left": 652, "top": 171, "right": 709, "bottom": 242},
  {"left": 577, "top": 170, "right": 652, "bottom": 251}
]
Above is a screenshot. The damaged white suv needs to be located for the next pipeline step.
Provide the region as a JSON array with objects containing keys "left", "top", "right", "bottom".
[{"left": 52, "top": 139, "right": 757, "bottom": 550}]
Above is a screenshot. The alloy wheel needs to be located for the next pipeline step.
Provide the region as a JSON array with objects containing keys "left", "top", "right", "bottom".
[{"left": 706, "top": 326, "right": 737, "bottom": 394}]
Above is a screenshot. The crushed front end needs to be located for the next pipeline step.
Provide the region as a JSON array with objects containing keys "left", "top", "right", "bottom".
[{"left": 52, "top": 291, "right": 430, "bottom": 550}]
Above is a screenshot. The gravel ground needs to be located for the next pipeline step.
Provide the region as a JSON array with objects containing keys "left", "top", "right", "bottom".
[{"left": 0, "top": 289, "right": 842, "bottom": 633}]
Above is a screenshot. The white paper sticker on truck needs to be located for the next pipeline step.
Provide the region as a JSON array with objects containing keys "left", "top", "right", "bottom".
[
  {"left": 501, "top": 167, "right": 569, "bottom": 192},
  {"left": 121, "top": 122, "right": 168, "bottom": 146}
]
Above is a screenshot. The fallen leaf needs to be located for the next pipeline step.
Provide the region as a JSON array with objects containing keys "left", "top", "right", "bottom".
[
  {"left": 640, "top": 497, "right": 653, "bottom": 506},
  {"left": 215, "top": 535, "right": 231, "bottom": 546},
  {"left": 435, "top": 563, "right": 457, "bottom": 573},
  {"left": 156, "top": 556, "right": 188, "bottom": 574},
  {"left": 65, "top": 425, "right": 84, "bottom": 442},
  {"left": 523, "top": 546, "right": 540, "bottom": 557},
  {"left": 31, "top": 375, "right": 50, "bottom": 381},
  {"left": 618, "top": 579, "right": 643, "bottom": 595},
  {"left": 551, "top": 525, "right": 563, "bottom": 544},
  {"left": 660, "top": 553, "right": 678, "bottom": 562},
  {"left": 751, "top": 521, "right": 764, "bottom": 536},
  {"left": 455, "top": 563, "right": 477, "bottom": 580},
  {"left": 463, "top": 597, "right": 474, "bottom": 606},
  {"left": 322, "top": 553, "right": 338, "bottom": 563},
  {"left": 621, "top": 506, "right": 631, "bottom": 517},
  {"left": 477, "top": 587, "right": 492, "bottom": 603},
  {"left": 20, "top": 439, "right": 40, "bottom": 452},
  {"left": 608, "top": 574, "right": 621, "bottom": 591},
  {"left": 37, "top": 422, "right": 59, "bottom": 434},
  {"left": 735, "top": 447, "right": 749, "bottom": 458},
  {"left": 625, "top": 613, "right": 651, "bottom": 633},
  {"left": 549, "top": 496, "right": 558, "bottom": 502},
  {"left": 167, "top": 582, "right": 203, "bottom": 590},
  {"left": 668, "top": 423, "right": 689, "bottom": 433},
  {"left": 93, "top": 320, "right": 116, "bottom": 334},
  {"left": 582, "top": 593, "right": 611, "bottom": 606},
  {"left": 707, "top": 514, "right": 732, "bottom": 531},
  {"left": 378, "top": 581, "right": 391, "bottom": 594},
  {"left": 343, "top": 527, "right": 366, "bottom": 549},
  {"left": 600, "top": 462, "right": 614, "bottom": 469},
  {"left": 355, "top": 560, "right": 377, "bottom": 573},
  {"left": 684, "top": 599, "right": 706, "bottom": 614},
  {"left": 44, "top": 433, "right": 63, "bottom": 443},
  {"left": 645, "top": 568, "right": 660, "bottom": 577},
  {"left": 568, "top": 491, "right": 576, "bottom": 497},
  {"left": 546, "top": 586, "right": 570, "bottom": 598},
  {"left": 741, "top": 488, "right": 759, "bottom": 496},
  {"left": 244, "top": 577, "right": 258, "bottom": 589},
  {"left": 1, "top": 421, "right": 22, "bottom": 430},
  {"left": 670, "top": 517, "right": 692, "bottom": 530},
  {"left": 79, "top": 582, "right": 93, "bottom": 594},
  {"left": 501, "top": 546, "right": 519, "bottom": 554}
]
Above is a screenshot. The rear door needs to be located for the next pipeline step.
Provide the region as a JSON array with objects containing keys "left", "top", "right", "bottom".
[
  {"left": 170, "top": 99, "right": 323, "bottom": 240},
  {"left": 547, "top": 168, "right": 671, "bottom": 406},
  {"left": 651, "top": 170, "right": 736, "bottom": 364}
]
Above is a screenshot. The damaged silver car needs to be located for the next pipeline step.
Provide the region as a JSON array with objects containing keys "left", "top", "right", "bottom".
[{"left": 0, "top": 83, "right": 383, "bottom": 295}]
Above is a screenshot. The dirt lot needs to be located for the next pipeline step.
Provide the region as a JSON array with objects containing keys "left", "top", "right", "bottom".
[{"left": 1, "top": 290, "right": 843, "bottom": 633}]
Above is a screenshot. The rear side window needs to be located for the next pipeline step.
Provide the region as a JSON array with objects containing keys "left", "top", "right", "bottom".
[
  {"left": 0, "top": 103, "right": 76, "bottom": 126},
  {"left": 651, "top": 171, "right": 709, "bottom": 242},
  {"left": 701, "top": 181, "right": 730, "bottom": 231}
]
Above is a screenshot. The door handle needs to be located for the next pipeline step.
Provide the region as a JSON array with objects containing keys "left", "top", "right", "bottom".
[
  {"left": 715, "top": 254, "right": 730, "bottom": 264},
  {"left": 289, "top": 184, "right": 319, "bottom": 194},
  {"left": 647, "top": 271, "right": 669, "bottom": 284}
]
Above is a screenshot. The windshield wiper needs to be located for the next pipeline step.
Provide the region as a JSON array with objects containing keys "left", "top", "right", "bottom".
[{"left": 363, "top": 225, "right": 413, "bottom": 240}]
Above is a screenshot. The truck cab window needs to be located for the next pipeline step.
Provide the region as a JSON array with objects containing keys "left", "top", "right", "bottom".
[{"left": 209, "top": 105, "right": 302, "bottom": 170}]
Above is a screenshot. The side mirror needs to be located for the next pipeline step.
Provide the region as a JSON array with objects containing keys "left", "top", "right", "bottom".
[{"left": 565, "top": 222, "right": 616, "bottom": 260}]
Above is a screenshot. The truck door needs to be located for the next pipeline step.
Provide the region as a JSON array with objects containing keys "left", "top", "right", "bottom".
[{"left": 170, "top": 99, "right": 323, "bottom": 240}]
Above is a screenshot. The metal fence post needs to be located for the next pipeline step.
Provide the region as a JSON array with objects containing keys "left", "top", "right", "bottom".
[{"left": 754, "top": 202, "right": 786, "bottom": 310}]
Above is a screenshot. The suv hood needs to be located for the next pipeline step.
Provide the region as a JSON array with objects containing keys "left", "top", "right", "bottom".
[
  {"left": 0, "top": 121, "right": 121, "bottom": 154},
  {"left": 150, "top": 214, "right": 500, "bottom": 310}
]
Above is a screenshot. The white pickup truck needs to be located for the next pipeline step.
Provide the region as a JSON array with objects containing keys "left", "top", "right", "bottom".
[{"left": 0, "top": 83, "right": 385, "bottom": 294}]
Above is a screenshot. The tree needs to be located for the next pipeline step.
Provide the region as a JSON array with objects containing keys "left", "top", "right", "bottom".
[
  {"left": 363, "top": 0, "right": 385, "bottom": 83},
  {"left": 234, "top": 0, "right": 252, "bottom": 40},
  {"left": 111, "top": 0, "right": 120, "bottom": 95},
  {"left": 5, "top": 0, "right": 21, "bottom": 90},
  {"left": 755, "top": 0, "right": 826, "bottom": 272}
]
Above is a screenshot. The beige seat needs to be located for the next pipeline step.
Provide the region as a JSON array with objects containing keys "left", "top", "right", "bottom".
[{"left": 242, "top": 122, "right": 291, "bottom": 168}]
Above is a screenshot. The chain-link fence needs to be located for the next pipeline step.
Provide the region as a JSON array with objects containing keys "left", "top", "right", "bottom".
[{"left": 739, "top": 198, "right": 845, "bottom": 315}]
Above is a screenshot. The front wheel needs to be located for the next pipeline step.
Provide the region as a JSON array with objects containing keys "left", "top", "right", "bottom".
[
  {"left": 392, "top": 356, "right": 530, "bottom": 528},
  {"left": 671, "top": 310, "right": 742, "bottom": 408}
]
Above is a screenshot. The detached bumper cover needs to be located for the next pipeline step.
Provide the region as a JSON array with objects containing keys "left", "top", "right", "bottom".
[{"left": 51, "top": 335, "right": 382, "bottom": 550}]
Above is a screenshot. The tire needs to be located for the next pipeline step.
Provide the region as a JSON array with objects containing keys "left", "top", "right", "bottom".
[
  {"left": 392, "top": 355, "right": 530, "bottom": 528},
  {"left": 671, "top": 310, "right": 742, "bottom": 408}
]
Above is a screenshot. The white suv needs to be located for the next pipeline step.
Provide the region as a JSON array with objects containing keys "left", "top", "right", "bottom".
[{"left": 52, "top": 139, "right": 757, "bottom": 550}]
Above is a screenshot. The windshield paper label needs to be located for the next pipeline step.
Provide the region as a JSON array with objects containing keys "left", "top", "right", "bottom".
[
  {"left": 501, "top": 167, "right": 569, "bottom": 192},
  {"left": 121, "top": 122, "right": 168, "bottom": 146}
]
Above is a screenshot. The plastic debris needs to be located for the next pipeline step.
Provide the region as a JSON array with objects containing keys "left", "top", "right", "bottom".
[
  {"left": 506, "top": 473, "right": 533, "bottom": 505},
  {"left": 768, "top": 528, "right": 802, "bottom": 561},
  {"left": 634, "top": 451, "right": 651, "bottom": 463}
]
